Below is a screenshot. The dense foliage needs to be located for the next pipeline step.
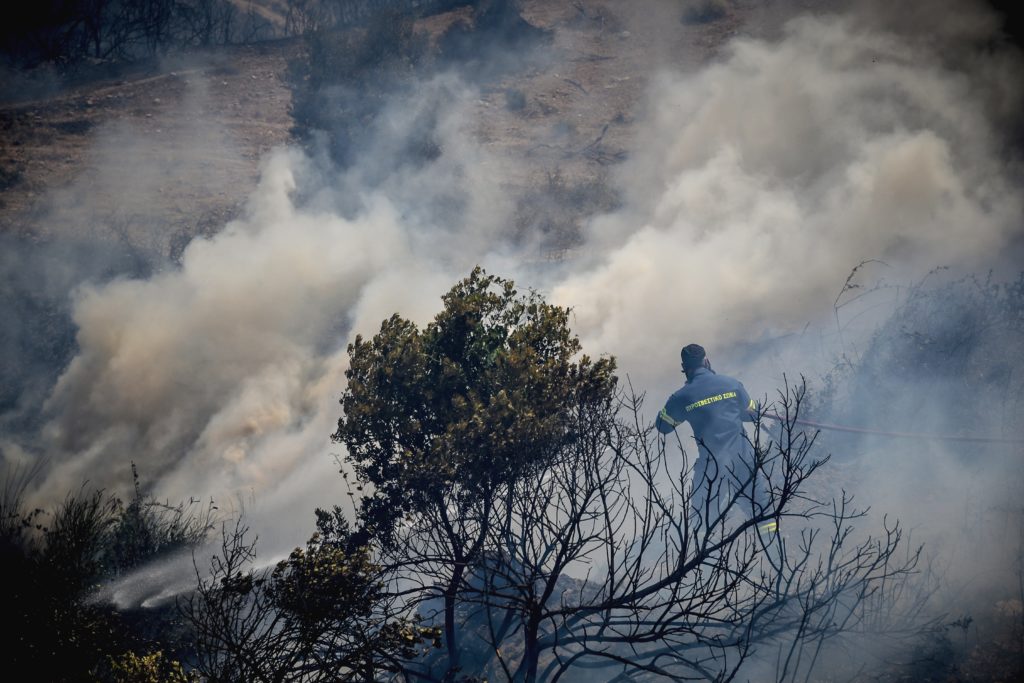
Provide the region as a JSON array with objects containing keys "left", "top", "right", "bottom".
[
  {"left": 0, "top": 465, "right": 211, "bottom": 681},
  {"left": 335, "top": 266, "right": 617, "bottom": 541}
]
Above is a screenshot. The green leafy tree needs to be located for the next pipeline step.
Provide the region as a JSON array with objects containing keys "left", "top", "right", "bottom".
[
  {"left": 334, "top": 267, "right": 617, "bottom": 677},
  {"left": 337, "top": 266, "right": 616, "bottom": 538},
  {"left": 334, "top": 270, "right": 922, "bottom": 683}
]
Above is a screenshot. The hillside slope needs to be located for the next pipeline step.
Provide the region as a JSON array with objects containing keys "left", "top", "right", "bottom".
[{"left": 0, "top": 0, "right": 749, "bottom": 257}]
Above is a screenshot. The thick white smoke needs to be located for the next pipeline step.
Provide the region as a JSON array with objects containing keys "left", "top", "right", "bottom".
[
  {"left": 33, "top": 77, "right": 513, "bottom": 544},
  {"left": 550, "top": 10, "right": 1024, "bottom": 659},
  {"left": 554, "top": 10, "right": 1023, "bottom": 391},
  {"left": 12, "top": 1, "right": 1023, "bottom": 604},
  {"left": 39, "top": 150, "right": 414, "bottom": 529}
]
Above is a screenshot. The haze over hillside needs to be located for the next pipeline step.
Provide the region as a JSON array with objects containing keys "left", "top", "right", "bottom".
[{"left": 1, "top": 1, "right": 1022, "bottom": 680}]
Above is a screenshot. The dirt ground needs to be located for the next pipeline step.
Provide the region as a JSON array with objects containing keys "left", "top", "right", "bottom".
[
  {"left": 0, "top": 0, "right": 749, "bottom": 259},
  {"left": 0, "top": 40, "right": 300, "bottom": 262}
]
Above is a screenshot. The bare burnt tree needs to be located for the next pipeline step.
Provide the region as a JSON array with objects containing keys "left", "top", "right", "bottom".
[
  {"left": 176, "top": 0, "right": 239, "bottom": 48},
  {"left": 282, "top": 0, "right": 465, "bottom": 37},
  {"left": 182, "top": 510, "right": 438, "bottom": 683},
  {"left": 328, "top": 272, "right": 925, "bottom": 682},
  {"left": 284, "top": 0, "right": 335, "bottom": 37},
  {"left": 379, "top": 381, "right": 922, "bottom": 683},
  {"left": 1, "top": 0, "right": 272, "bottom": 69},
  {"left": 3, "top": 0, "right": 476, "bottom": 69},
  {"left": 334, "top": 269, "right": 618, "bottom": 681}
]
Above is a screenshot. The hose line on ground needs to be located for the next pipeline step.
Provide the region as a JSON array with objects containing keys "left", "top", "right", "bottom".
[{"left": 763, "top": 414, "right": 1024, "bottom": 445}]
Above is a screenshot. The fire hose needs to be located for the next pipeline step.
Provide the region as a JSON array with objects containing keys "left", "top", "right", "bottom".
[{"left": 762, "top": 414, "right": 1024, "bottom": 445}]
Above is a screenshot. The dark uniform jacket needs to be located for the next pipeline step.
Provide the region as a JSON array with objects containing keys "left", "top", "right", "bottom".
[
  {"left": 655, "top": 366, "right": 757, "bottom": 465},
  {"left": 657, "top": 366, "right": 771, "bottom": 523}
]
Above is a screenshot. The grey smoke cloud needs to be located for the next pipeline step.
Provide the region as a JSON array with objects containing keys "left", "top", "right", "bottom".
[
  {"left": 553, "top": 9, "right": 1023, "bottom": 391},
  {"left": 550, "top": 10, "right": 1024, "bottom": 661},
  {"left": 6, "top": 2, "right": 1022, "bottom": 636},
  {"left": 40, "top": 149, "right": 451, "bottom": 500},
  {"left": 27, "top": 75, "right": 518, "bottom": 550},
  {"left": 1, "top": 71, "right": 256, "bottom": 453}
]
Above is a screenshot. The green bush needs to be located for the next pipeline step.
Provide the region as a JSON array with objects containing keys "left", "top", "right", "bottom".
[
  {"left": 108, "top": 650, "right": 196, "bottom": 683},
  {"left": 0, "top": 465, "right": 212, "bottom": 681}
]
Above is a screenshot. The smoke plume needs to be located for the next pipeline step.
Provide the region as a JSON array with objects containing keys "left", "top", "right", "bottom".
[
  {"left": 2, "top": 3, "right": 1022, "bottom": 644},
  {"left": 22, "top": 75, "right": 518, "bottom": 548},
  {"left": 554, "top": 5, "right": 1023, "bottom": 389}
]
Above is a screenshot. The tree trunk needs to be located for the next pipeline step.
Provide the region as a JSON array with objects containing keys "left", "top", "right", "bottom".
[
  {"left": 521, "top": 611, "right": 541, "bottom": 683},
  {"left": 443, "top": 564, "right": 464, "bottom": 681}
]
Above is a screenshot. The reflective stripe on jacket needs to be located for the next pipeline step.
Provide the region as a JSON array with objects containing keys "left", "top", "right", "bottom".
[{"left": 655, "top": 367, "right": 757, "bottom": 463}]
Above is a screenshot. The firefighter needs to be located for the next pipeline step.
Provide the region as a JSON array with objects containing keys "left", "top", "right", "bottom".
[{"left": 655, "top": 344, "right": 775, "bottom": 533}]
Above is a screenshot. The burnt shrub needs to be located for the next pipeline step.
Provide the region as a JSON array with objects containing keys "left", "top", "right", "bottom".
[
  {"left": 505, "top": 87, "right": 527, "bottom": 111},
  {"left": 682, "top": 0, "right": 729, "bottom": 25},
  {"left": 436, "top": 0, "right": 551, "bottom": 81},
  {"left": 814, "top": 271, "right": 1024, "bottom": 442},
  {"left": 0, "top": 466, "right": 212, "bottom": 681},
  {"left": 289, "top": 9, "right": 428, "bottom": 164}
]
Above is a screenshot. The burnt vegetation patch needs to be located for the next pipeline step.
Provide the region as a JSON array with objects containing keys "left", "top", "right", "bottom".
[
  {"left": 287, "top": 0, "right": 552, "bottom": 167},
  {"left": 0, "top": 164, "right": 23, "bottom": 193},
  {"left": 682, "top": 0, "right": 729, "bottom": 25},
  {"left": 435, "top": 0, "right": 551, "bottom": 81},
  {"left": 813, "top": 270, "right": 1024, "bottom": 444},
  {"left": 50, "top": 118, "right": 94, "bottom": 135},
  {"left": 0, "top": 0, "right": 275, "bottom": 73},
  {"left": 800, "top": 270, "right": 1024, "bottom": 681},
  {"left": 514, "top": 167, "right": 620, "bottom": 253},
  {"left": 289, "top": 9, "right": 431, "bottom": 166}
]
